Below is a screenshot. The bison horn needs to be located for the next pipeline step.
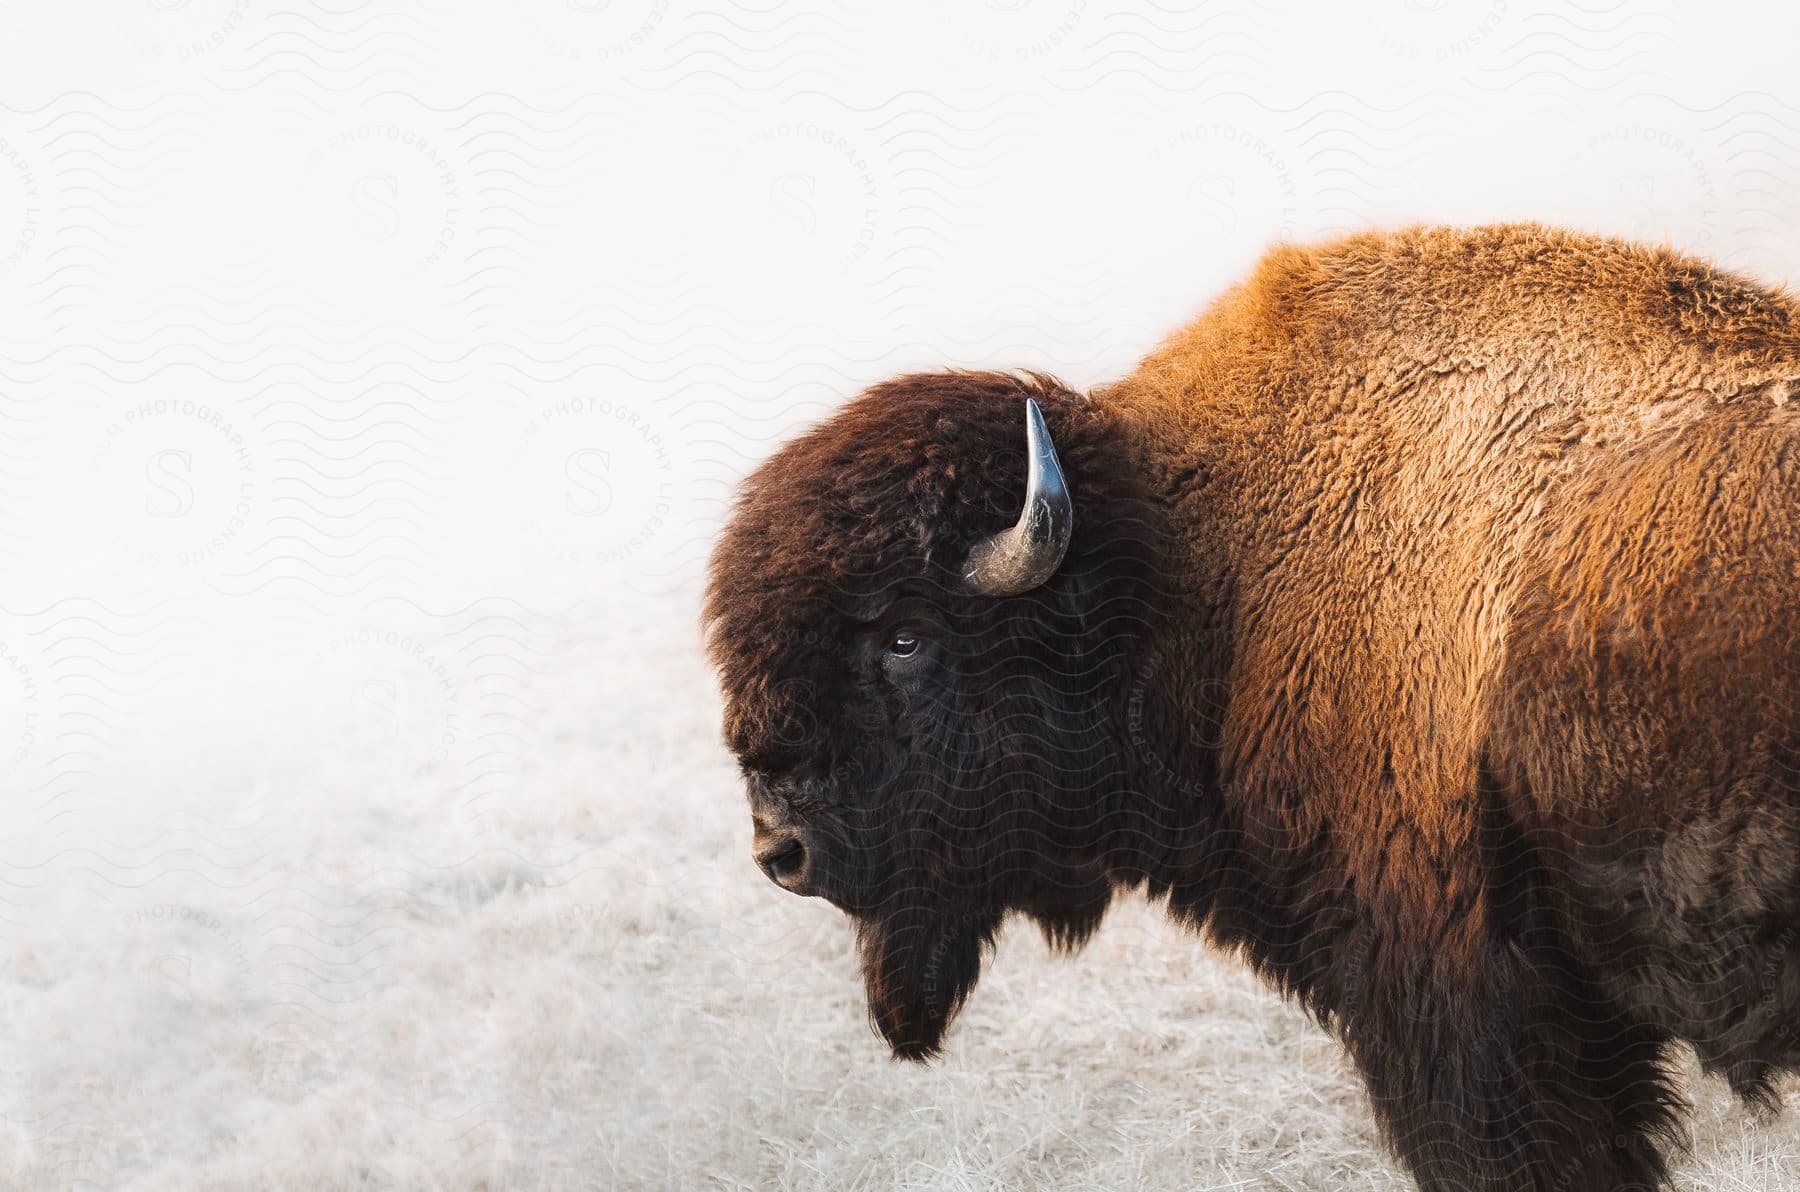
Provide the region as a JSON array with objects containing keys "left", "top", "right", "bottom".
[{"left": 961, "top": 398, "right": 1073, "bottom": 596}]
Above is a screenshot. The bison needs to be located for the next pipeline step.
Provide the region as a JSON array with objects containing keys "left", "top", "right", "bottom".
[{"left": 703, "top": 223, "right": 1800, "bottom": 1190}]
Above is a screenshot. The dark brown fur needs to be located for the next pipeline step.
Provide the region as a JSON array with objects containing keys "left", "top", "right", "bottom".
[{"left": 705, "top": 224, "right": 1800, "bottom": 1190}]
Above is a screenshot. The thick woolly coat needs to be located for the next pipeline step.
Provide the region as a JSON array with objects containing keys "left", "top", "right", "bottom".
[{"left": 708, "top": 224, "right": 1800, "bottom": 1191}]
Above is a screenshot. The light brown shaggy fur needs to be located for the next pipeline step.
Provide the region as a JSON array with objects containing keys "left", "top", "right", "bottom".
[
  {"left": 1102, "top": 222, "right": 1800, "bottom": 1182},
  {"left": 1106, "top": 224, "right": 1799, "bottom": 960}
]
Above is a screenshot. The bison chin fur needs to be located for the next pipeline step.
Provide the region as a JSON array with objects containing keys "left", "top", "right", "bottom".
[
  {"left": 856, "top": 900, "right": 998, "bottom": 1061},
  {"left": 855, "top": 870, "right": 1115, "bottom": 1061}
]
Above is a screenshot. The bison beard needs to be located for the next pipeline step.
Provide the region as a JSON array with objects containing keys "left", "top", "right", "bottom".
[
  {"left": 856, "top": 880, "right": 1115, "bottom": 1059},
  {"left": 856, "top": 898, "right": 1000, "bottom": 1060}
]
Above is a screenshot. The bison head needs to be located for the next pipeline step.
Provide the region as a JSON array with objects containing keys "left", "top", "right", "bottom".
[{"left": 705, "top": 371, "right": 1158, "bottom": 1059}]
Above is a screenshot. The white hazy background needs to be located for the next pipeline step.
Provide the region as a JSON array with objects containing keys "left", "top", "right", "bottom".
[{"left": 3, "top": 2, "right": 1800, "bottom": 1189}]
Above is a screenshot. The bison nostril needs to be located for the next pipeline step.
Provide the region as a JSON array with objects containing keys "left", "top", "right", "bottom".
[{"left": 756, "top": 837, "right": 809, "bottom": 889}]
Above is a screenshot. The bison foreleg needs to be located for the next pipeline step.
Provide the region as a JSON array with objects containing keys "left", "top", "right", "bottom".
[{"left": 1340, "top": 925, "right": 1680, "bottom": 1192}]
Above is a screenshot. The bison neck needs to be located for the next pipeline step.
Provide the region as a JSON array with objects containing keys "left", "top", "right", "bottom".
[
  {"left": 1085, "top": 390, "right": 1355, "bottom": 1013},
  {"left": 1097, "top": 628, "right": 1350, "bottom": 1006}
]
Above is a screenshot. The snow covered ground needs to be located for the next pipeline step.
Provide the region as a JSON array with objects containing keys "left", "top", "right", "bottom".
[{"left": 4, "top": 2, "right": 1800, "bottom": 1188}]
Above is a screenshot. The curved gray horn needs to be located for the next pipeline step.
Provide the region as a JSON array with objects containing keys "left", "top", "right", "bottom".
[{"left": 961, "top": 398, "right": 1074, "bottom": 596}]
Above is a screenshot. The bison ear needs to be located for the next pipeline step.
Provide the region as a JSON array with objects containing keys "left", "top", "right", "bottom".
[{"left": 960, "top": 398, "right": 1074, "bottom": 597}]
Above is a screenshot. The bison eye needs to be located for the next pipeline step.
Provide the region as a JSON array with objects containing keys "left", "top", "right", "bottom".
[{"left": 887, "top": 633, "right": 920, "bottom": 659}]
